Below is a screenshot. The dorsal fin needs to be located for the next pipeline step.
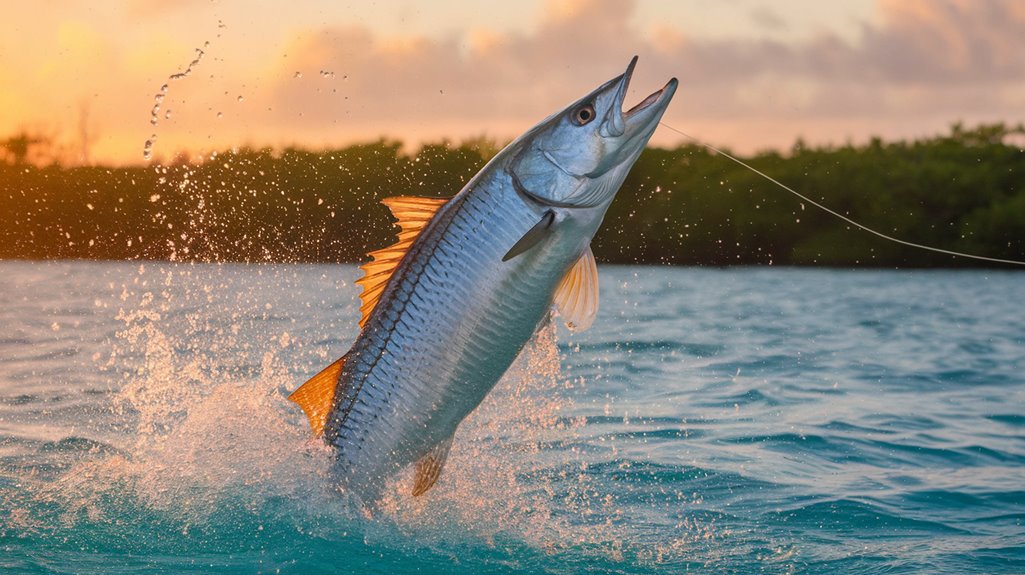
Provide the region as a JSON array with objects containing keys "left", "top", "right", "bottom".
[
  {"left": 288, "top": 356, "right": 347, "bottom": 436},
  {"left": 553, "top": 246, "right": 599, "bottom": 332},
  {"left": 411, "top": 434, "right": 454, "bottom": 496},
  {"left": 355, "top": 196, "right": 448, "bottom": 328}
]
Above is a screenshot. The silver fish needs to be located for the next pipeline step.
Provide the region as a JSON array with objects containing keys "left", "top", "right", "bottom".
[{"left": 290, "top": 56, "right": 677, "bottom": 501}]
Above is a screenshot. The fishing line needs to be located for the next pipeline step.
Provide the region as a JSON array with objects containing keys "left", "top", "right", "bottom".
[{"left": 658, "top": 121, "right": 1025, "bottom": 267}]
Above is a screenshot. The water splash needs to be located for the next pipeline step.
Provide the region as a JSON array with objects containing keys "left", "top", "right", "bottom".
[
  {"left": 149, "top": 84, "right": 168, "bottom": 126},
  {"left": 143, "top": 43, "right": 210, "bottom": 160},
  {"left": 33, "top": 266, "right": 340, "bottom": 534},
  {"left": 168, "top": 44, "right": 208, "bottom": 81},
  {"left": 27, "top": 267, "right": 638, "bottom": 563}
]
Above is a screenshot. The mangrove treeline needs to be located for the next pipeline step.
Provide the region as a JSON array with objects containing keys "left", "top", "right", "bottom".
[{"left": 1, "top": 123, "right": 1023, "bottom": 268}]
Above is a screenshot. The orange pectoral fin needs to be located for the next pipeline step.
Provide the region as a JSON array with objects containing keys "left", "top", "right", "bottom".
[
  {"left": 554, "top": 246, "right": 599, "bottom": 332},
  {"left": 288, "top": 356, "right": 347, "bottom": 437}
]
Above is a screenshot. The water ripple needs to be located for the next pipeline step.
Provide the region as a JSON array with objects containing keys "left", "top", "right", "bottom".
[{"left": 1, "top": 262, "right": 1023, "bottom": 574}]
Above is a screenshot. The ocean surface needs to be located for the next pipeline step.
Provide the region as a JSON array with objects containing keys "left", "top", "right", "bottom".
[{"left": 1, "top": 260, "right": 1022, "bottom": 574}]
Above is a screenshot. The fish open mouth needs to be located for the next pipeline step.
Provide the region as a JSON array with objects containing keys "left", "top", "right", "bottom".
[
  {"left": 625, "top": 82, "right": 675, "bottom": 117},
  {"left": 614, "top": 56, "right": 678, "bottom": 124},
  {"left": 597, "top": 57, "right": 677, "bottom": 139}
]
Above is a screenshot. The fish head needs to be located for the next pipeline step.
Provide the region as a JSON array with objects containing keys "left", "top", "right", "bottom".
[{"left": 510, "top": 56, "right": 677, "bottom": 209}]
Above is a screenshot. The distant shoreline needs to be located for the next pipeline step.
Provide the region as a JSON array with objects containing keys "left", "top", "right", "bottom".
[{"left": 2, "top": 123, "right": 1023, "bottom": 269}]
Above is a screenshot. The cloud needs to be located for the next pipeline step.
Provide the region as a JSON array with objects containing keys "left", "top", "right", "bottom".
[
  {"left": 847, "top": 0, "right": 1025, "bottom": 86},
  {"left": 750, "top": 6, "right": 787, "bottom": 31},
  {"left": 127, "top": 0, "right": 207, "bottom": 17},
  {"left": 10, "top": 0, "right": 1025, "bottom": 163},
  {"left": 258, "top": 0, "right": 1025, "bottom": 153},
  {"left": 260, "top": 0, "right": 685, "bottom": 150}
]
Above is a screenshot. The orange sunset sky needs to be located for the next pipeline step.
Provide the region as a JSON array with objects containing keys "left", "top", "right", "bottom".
[{"left": 3, "top": 0, "right": 1023, "bottom": 165}]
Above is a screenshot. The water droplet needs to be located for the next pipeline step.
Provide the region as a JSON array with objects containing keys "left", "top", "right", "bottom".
[
  {"left": 236, "top": 95, "right": 244, "bottom": 102},
  {"left": 164, "top": 109, "right": 172, "bottom": 120},
  {"left": 143, "top": 135, "right": 157, "bottom": 161},
  {"left": 216, "top": 112, "right": 223, "bottom": 118},
  {"left": 294, "top": 71, "right": 303, "bottom": 79}
]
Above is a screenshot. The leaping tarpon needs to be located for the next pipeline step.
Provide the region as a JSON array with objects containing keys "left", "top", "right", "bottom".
[{"left": 289, "top": 57, "right": 677, "bottom": 501}]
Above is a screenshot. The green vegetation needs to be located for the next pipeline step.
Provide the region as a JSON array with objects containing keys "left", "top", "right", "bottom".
[{"left": 1, "top": 124, "right": 1023, "bottom": 267}]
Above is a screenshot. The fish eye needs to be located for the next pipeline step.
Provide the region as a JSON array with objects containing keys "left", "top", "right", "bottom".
[{"left": 572, "top": 104, "right": 596, "bottom": 126}]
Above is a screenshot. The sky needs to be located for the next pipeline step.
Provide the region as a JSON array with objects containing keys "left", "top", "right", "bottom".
[{"left": 2, "top": 0, "right": 1024, "bottom": 165}]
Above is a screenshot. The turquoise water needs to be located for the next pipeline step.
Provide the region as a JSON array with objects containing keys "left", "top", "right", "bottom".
[{"left": 1, "top": 260, "right": 1023, "bottom": 574}]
